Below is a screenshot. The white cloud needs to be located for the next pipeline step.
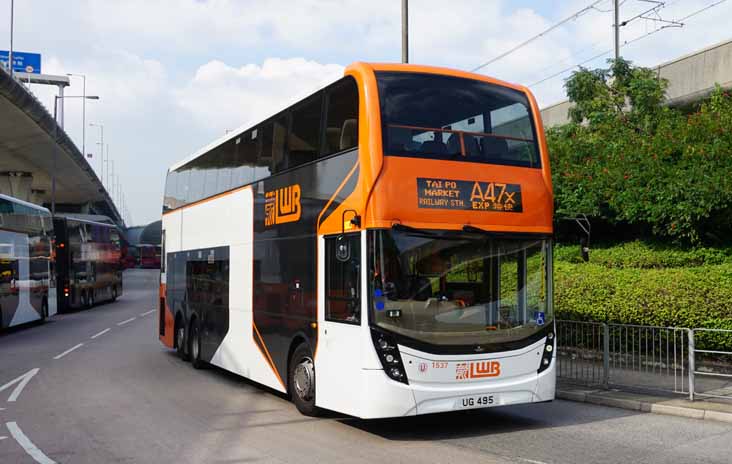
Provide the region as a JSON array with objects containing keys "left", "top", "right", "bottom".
[{"left": 176, "top": 58, "right": 344, "bottom": 132}]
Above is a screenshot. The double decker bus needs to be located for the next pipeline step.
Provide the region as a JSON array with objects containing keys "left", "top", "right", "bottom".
[
  {"left": 0, "top": 194, "right": 55, "bottom": 329},
  {"left": 160, "top": 63, "right": 554, "bottom": 418},
  {"left": 54, "top": 216, "right": 123, "bottom": 311}
]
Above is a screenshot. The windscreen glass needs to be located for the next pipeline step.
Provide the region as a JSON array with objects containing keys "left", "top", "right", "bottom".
[
  {"left": 377, "top": 72, "right": 540, "bottom": 168},
  {"left": 369, "top": 229, "right": 551, "bottom": 346}
]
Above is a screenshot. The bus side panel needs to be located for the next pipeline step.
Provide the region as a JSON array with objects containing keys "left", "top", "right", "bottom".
[
  {"left": 252, "top": 153, "right": 360, "bottom": 391},
  {"left": 204, "top": 188, "right": 286, "bottom": 391},
  {"left": 159, "top": 211, "right": 182, "bottom": 348},
  {"left": 0, "top": 230, "right": 43, "bottom": 328}
]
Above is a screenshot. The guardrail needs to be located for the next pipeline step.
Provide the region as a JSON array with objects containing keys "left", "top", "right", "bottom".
[
  {"left": 557, "top": 320, "right": 706, "bottom": 400},
  {"left": 690, "top": 328, "right": 732, "bottom": 401}
]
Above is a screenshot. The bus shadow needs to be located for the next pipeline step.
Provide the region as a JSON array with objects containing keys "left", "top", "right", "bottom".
[{"left": 339, "top": 401, "right": 640, "bottom": 441}]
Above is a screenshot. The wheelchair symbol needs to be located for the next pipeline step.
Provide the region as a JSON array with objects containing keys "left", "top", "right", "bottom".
[{"left": 535, "top": 312, "right": 545, "bottom": 326}]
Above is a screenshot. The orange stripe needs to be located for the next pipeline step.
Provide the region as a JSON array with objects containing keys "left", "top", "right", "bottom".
[
  {"left": 163, "top": 184, "right": 252, "bottom": 216},
  {"left": 253, "top": 322, "right": 286, "bottom": 390},
  {"left": 316, "top": 160, "right": 359, "bottom": 229}
]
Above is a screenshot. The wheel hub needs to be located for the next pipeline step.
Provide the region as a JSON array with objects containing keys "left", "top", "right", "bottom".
[
  {"left": 293, "top": 358, "right": 314, "bottom": 401},
  {"left": 177, "top": 327, "right": 185, "bottom": 351}
]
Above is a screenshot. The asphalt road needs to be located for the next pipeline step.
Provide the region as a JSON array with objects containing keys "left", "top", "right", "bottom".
[{"left": 1, "top": 269, "right": 732, "bottom": 464}]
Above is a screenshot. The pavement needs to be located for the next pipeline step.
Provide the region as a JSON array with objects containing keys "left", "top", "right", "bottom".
[
  {"left": 1, "top": 269, "right": 732, "bottom": 464},
  {"left": 558, "top": 384, "right": 732, "bottom": 423}
]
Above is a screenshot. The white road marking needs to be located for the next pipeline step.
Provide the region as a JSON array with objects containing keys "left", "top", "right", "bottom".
[
  {"left": 6, "top": 422, "right": 56, "bottom": 464},
  {"left": 519, "top": 459, "right": 549, "bottom": 464},
  {"left": 0, "top": 435, "right": 7, "bottom": 440},
  {"left": 0, "top": 368, "right": 39, "bottom": 402},
  {"left": 117, "top": 317, "right": 136, "bottom": 326},
  {"left": 90, "top": 328, "right": 111, "bottom": 339},
  {"left": 140, "top": 309, "right": 156, "bottom": 317},
  {"left": 53, "top": 343, "right": 84, "bottom": 360}
]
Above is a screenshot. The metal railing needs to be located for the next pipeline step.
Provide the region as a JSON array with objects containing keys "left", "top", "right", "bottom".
[
  {"left": 557, "top": 320, "right": 694, "bottom": 399},
  {"left": 690, "top": 328, "right": 732, "bottom": 401}
]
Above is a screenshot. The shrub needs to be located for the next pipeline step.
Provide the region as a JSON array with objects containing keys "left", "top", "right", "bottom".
[
  {"left": 554, "top": 241, "right": 732, "bottom": 268},
  {"left": 554, "top": 262, "right": 732, "bottom": 349}
]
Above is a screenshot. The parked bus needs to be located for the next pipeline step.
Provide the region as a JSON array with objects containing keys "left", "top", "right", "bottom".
[
  {"left": 0, "top": 194, "right": 55, "bottom": 329},
  {"left": 138, "top": 244, "right": 161, "bottom": 269},
  {"left": 159, "top": 63, "right": 554, "bottom": 418},
  {"left": 54, "top": 216, "right": 123, "bottom": 312}
]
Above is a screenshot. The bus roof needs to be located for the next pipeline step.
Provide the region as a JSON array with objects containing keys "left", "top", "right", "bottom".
[
  {"left": 168, "top": 62, "right": 528, "bottom": 173},
  {"left": 0, "top": 193, "right": 51, "bottom": 214}
]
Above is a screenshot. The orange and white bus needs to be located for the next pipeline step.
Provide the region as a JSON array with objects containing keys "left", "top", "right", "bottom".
[{"left": 159, "top": 63, "right": 555, "bottom": 418}]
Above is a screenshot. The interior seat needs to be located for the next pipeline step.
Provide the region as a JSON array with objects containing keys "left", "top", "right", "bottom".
[{"left": 339, "top": 119, "right": 358, "bottom": 151}]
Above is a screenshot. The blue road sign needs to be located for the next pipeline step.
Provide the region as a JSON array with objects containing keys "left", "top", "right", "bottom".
[{"left": 0, "top": 51, "right": 42, "bottom": 74}]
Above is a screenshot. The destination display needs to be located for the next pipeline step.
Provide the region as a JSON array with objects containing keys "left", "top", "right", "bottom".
[{"left": 417, "top": 177, "right": 523, "bottom": 213}]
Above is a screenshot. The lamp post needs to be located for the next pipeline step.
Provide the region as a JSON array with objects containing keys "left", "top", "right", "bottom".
[
  {"left": 89, "top": 122, "right": 104, "bottom": 184},
  {"left": 8, "top": 0, "right": 14, "bottom": 78},
  {"left": 53, "top": 95, "right": 100, "bottom": 216},
  {"left": 66, "top": 73, "right": 88, "bottom": 161}
]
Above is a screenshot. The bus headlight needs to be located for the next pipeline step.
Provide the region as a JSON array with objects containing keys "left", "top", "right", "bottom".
[{"left": 371, "top": 329, "right": 409, "bottom": 385}]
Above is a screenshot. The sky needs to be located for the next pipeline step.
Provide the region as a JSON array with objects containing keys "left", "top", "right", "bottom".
[{"left": 2, "top": 0, "right": 731, "bottom": 225}]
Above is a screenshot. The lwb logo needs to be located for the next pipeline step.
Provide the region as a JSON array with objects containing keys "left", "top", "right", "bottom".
[
  {"left": 456, "top": 361, "right": 501, "bottom": 380},
  {"left": 265, "top": 184, "right": 302, "bottom": 227}
]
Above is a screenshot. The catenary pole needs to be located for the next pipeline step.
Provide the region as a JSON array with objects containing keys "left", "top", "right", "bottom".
[
  {"left": 401, "top": 0, "right": 408, "bottom": 63},
  {"left": 614, "top": 0, "right": 620, "bottom": 60}
]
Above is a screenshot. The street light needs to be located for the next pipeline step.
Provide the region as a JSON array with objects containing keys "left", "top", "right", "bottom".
[
  {"left": 8, "top": 0, "right": 14, "bottom": 78},
  {"left": 52, "top": 95, "right": 100, "bottom": 216},
  {"left": 66, "top": 73, "right": 89, "bottom": 162},
  {"left": 89, "top": 122, "right": 104, "bottom": 184}
]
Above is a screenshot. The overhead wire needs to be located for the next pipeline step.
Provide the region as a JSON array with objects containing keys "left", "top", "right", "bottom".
[
  {"left": 527, "top": 0, "right": 729, "bottom": 88},
  {"left": 471, "top": 0, "right": 609, "bottom": 72}
]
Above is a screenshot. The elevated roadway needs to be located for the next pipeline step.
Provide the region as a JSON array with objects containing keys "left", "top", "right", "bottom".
[
  {"left": 0, "top": 65, "right": 123, "bottom": 226},
  {"left": 541, "top": 38, "right": 732, "bottom": 127}
]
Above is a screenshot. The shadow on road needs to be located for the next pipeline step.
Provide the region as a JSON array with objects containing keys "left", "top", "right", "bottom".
[{"left": 340, "top": 401, "right": 640, "bottom": 441}]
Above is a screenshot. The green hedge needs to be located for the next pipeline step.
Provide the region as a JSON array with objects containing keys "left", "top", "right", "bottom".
[
  {"left": 555, "top": 241, "right": 732, "bottom": 268},
  {"left": 554, "top": 261, "right": 732, "bottom": 331}
]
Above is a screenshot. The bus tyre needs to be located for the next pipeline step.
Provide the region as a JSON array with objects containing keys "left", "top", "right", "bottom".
[
  {"left": 175, "top": 317, "right": 189, "bottom": 361},
  {"left": 89, "top": 291, "right": 95, "bottom": 307},
  {"left": 189, "top": 319, "right": 205, "bottom": 370},
  {"left": 111, "top": 286, "right": 118, "bottom": 302},
  {"left": 289, "top": 344, "right": 320, "bottom": 417}
]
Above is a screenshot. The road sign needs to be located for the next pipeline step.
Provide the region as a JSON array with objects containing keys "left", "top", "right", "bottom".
[{"left": 0, "top": 51, "right": 42, "bottom": 74}]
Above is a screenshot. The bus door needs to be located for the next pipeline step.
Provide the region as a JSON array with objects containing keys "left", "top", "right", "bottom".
[{"left": 316, "top": 233, "right": 363, "bottom": 413}]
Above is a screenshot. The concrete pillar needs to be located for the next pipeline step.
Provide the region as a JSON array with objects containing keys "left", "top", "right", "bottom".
[{"left": 0, "top": 172, "right": 34, "bottom": 201}]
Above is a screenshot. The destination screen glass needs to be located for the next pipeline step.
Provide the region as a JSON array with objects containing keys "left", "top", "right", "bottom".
[
  {"left": 376, "top": 72, "right": 540, "bottom": 168},
  {"left": 368, "top": 229, "right": 552, "bottom": 347}
]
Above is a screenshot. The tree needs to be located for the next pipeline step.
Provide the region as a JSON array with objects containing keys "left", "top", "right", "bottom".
[{"left": 548, "top": 59, "right": 732, "bottom": 244}]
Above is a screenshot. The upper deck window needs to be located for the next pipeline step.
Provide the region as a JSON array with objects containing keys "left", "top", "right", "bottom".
[{"left": 377, "top": 72, "right": 540, "bottom": 168}]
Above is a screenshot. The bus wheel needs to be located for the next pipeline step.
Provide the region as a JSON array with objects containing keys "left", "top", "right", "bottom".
[
  {"left": 111, "top": 286, "right": 118, "bottom": 302},
  {"left": 175, "top": 317, "right": 189, "bottom": 361},
  {"left": 89, "top": 291, "right": 95, "bottom": 307},
  {"left": 189, "top": 319, "right": 205, "bottom": 370},
  {"left": 289, "top": 344, "right": 320, "bottom": 416}
]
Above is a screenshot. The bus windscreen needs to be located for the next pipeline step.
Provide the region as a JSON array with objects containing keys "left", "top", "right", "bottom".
[
  {"left": 377, "top": 72, "right": 540, "bottom": 168},
  {"left": 369, "top": 229, "right": 552, "bottom": 347}
]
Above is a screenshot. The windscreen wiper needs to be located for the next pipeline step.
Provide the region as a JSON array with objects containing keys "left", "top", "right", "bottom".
[
  {"left": 391, "top": 223, "right": 439, "bottom": 237},
  {"left": 462, "top": 225, "right": 491, "bottom": 235}
]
